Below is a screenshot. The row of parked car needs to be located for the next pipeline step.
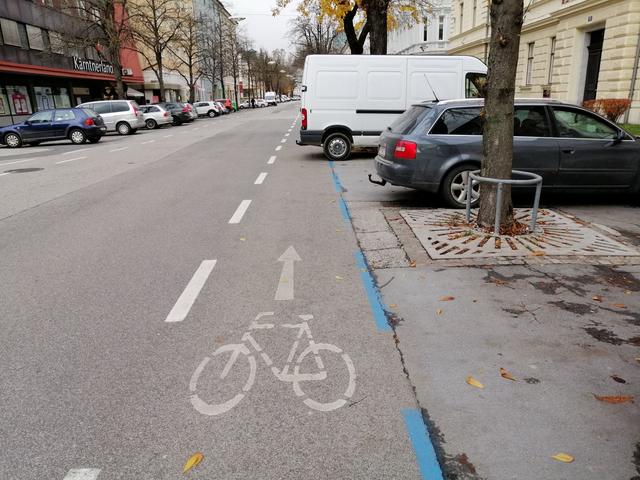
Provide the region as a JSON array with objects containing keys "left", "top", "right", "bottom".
[{"left": 0, "top": 98, "right": 238, "bottom": 148}]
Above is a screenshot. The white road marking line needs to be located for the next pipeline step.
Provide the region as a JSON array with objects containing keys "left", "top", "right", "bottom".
[
  {"left": 63, "top": 469, "right": 101, "bottom": 480},
  {"left": 275, "top": 146, "right": 282, "bottom": 151},
  {"left": 228, "top": 200, "right": 252, "bottom": 224},
  {"left": 275, "top": 246, "right": 301, "bottom": 301},
  {"left": 0, "top": 172, "right": 10, "bottom": 177},
  {"left": 0, "top": 157, "right": 37, "bottom": 167},
  {"left": 267, "top": 155, "right": 276, "bottom": 164},
  {"left": 109, "top": 147, "right": 128, "bottom": 153},
  {"left": 55, "top": 156, "right": 86, "bottom": 165},
  {"left": 0, "top": 148, "right": 49, "bottom": 157},
  {"left": 254, "top": 172, "right": 268, "bottom": 184},
  {"left": 284, "top": 133, "right": 290, "bottom": 137},
  {"left": 165, "top": 260, "right": 217, "bottom": 323},
  {"left": 281, "top": 139, "right": 287, "bottom": 143},
  {"left": 63, "top": 148, "right": 89, "bottom": 155},
  {"left": 163, "top": 134, "right": 174, "bottom": 138},
  {"left": 194, "top": 127, "right": 200, "bottom": 131},
  {"left": 141, "top": 140, "right": 155, "bottom": 145}
]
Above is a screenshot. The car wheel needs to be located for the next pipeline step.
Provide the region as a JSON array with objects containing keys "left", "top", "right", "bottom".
[
  {"left": 69, "top": 128, "right": 87, "bottom": 144},
  {"left": 87, "top": 137, "right": 101, "bottom": 144},
  {"left": 145, "top": 119, "right": 157, "bottom": 129},
  {"left": 4, "top": 132, "right": 22, "bottom": 148},
  {"left": 207, "top": 110, "right": 216, "bottom": 118},
  {"left": 323, "top": 132, "right": 351, "bottom": 161},
  {"left": 441, "top": 165, "right": 480, "bottom": 209},
  {"left": 116, "top": 122, "right": 131, "bottom": 135}
]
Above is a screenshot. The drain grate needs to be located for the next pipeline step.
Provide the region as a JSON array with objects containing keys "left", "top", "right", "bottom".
[{"left": 400, "top": 208, "right": 640, "bottom": 259}]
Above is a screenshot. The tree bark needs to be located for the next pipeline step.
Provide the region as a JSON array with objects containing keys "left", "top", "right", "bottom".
[
  {"left": 343, "top": 5, "right": 364, "bottom": 55},
  {"left": 155, "top": 50, "right": 166, "bottom": 101},
  {"left": 477, "top": 0, "right": 524, "bottom": 229},
  {"left": 364, "top": 0, "right": 388, "bottom": 55}
]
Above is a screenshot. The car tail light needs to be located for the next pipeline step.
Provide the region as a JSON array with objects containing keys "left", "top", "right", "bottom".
[
  {"left": 301, "top": 108, "right": 307, "bottom": 130},
  {"left": 164, "top": 111, "right": 169, "bottom": 117},
  {"left": 84, "top": 118, "right": 95, "bottom": 126},
  {"left": 132, "top": 104, "right": 139, "bottom": 116},
  {"left": 182, "top": 106, "right": 189, "bottom": 113},
  {"left": 394, "top": 140, "right": 417, "bottom": 160}
]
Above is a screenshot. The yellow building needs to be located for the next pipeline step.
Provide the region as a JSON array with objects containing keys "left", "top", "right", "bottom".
[{"left": 448, "top": 0, "right": 640, "bottom": 123}]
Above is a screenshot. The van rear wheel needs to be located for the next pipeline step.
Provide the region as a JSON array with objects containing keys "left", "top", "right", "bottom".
[{"left": 323, "top": 132, "right": 351, "bottom": 161}]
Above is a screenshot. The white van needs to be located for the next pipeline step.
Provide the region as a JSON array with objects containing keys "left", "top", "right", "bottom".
[
  {"left": 265, "top": 91, "right": 277, "bottom": 106},
  {"left": 297, "top": 54, "right": 487, "bottom": 160}
]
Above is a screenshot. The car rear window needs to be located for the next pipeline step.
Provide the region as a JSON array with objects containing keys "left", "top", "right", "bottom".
[
  {"left": 82, "top": 108, "right": 99, "bottom": 118},
  {"left": 111, "top": 101, "right": 130, "bottom": 113},
  {"left": 388, "top": 105, "right": 434, "bottom": 134}
]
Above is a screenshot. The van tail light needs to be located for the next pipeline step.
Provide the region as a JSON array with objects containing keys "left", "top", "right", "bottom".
[
  {"left": 132, "top": 104, "right": 139, "bottom": 116},
  {"left": 394, "top": 140, "right": 417, "bottom": 160},
  {"left": 301, "top": 108, "right": 307, "bottom": 130},
  {"left": 164, "top": 111, "right": 169, "bottom": 117},
  {"left": 84, "top": 118, "right": 95, "bottom": 126}
]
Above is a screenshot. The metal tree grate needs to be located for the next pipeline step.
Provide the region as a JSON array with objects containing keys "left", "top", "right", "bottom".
[{"left": 400, "top": 208, "right": 640, "bottom": 259}]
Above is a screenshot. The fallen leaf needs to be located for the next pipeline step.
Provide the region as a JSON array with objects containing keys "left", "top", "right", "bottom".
[
  {"left": 593, "top": 395, "right": 634, "bottom": 404},
  {"left": 610, "top": 375, "right": 626, "bottom": 384},
  {"left": 592, "top": 295, "right": 603, "bottom": 302},
  {"left": 389, "top": 304, "right": 397, "bottom": 308},
  {"left": 239, "top": 237, "right": 246, "bottom": 242},
  {"left": 439, "top": 296, "right": 455, "bottom": 301},
  {"left": 531, "top": 251, "right": 545, "bottom": 256},
  {"left": 335, "top": 275, "right": 343, "bottom": 281},
  {"left": 436, "top": 308, "right": 443, "bottom": 316},
  {"left": 183, "top": 452, "right": 203, "bottom": 473},
  {"left": 611, "top": 303, "right": 627, "bottom": 309},
  {"left": 409, "top": 260, "right": 417, "bottom": 268},
  {"left": 636, "top": 357, "right": 640, "bottom": 364},
  {"left": 466, "top": 375, "right": 484, "bottom": 389},
  {"left": 551, "top": 453, "right": 574, "bottom": 463},
  {"left": 500, "top": 367, "right": 517, "bottom": 381},
  {"left": 624, "top": 290, "right": 632, "bottom": 295}
]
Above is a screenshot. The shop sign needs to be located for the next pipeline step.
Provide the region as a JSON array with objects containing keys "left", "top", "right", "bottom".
[{"left": 72, "top": 56, "right": 114, "bottom": 75}]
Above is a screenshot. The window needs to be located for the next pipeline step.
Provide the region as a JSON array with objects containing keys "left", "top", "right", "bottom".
[
  {"left": 514, "top": 106, "right": 550, "bottom": 137},
  {"left": 438, "top": 15, "right": 445, "bottom": 41},
  {"left": 26, "top": 25, "right": 44, "bottom": 50},
  {"left": 430, "top": 107, "right": 483, "bottom": 135},
  {"left": 465, "top": 72, "right": 486, "bottom": 98},
  {"left": 28, "top": 111, "right": 53, "bottom": 124},
  {"left": 423, "top": 18, "right": 428, "bottom": 42},
  {"left": 552, "top": 107, "right": 617, "bottom": 139},
  {"left": 147, "top": 106, "right": 160, "bottom": 112},
  {"left": 34, "top": 86, "right": 54, "bottom": 110},
  {"left": 548, "top": 37, "right": 556, "bottom": 84},
  {"left": 526, "top": 42, "right": 535, "bottom": 85},
  {"left": 111, "top": 101, "right": 130, "bottom": 113},
  {"left": 389, "top": 106, "right": 435, "bottom": 134},
  {"left": 91, "top": 103, "right": 111, "bottom": 114},
  {"left": 48, "top": 31, "right": 65, "bottom": 54},
  {"left": 6, "top": 85, "right": 32, "bottom": 115},
  {"left": 473, "top": 0, "right": 477, "bottom": 26},
  {"left": 53, "top": 87, "right": 71, "bottom": 108},
  {"left": 54, "top": 109, "right": 76, "bottom": 121},
  {"left": 0, "top": 18, "right": 22, "bottom": 47},
  {"left": 459, "top": 2, "right": 464, "bottom": 33}
]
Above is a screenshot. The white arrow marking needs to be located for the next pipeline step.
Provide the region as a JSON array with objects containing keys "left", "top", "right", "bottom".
[
  {"left": 275, "top": 246, "right": 301, "bottom": 301},
  {"left": 64, "top": 469, "right": 101, "bottom": 480}
]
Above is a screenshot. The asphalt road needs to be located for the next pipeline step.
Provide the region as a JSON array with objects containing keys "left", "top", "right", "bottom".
[{"left": 0, "top": 103, "right": 429, "bottom": 479}]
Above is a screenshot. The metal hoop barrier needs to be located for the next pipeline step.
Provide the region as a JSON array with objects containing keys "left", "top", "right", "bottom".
[{"left": 465, "top": 170, "right": 543, "bottom": 236}]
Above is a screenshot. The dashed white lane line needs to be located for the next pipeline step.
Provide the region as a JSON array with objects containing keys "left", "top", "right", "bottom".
[
  {"left": 268, "top": 155, "right": 276, "bottom": 165},
  {"left": 63, "top": 148, "right": 89, "bottom": 155},
  {"left": 109, "top": 147, "right": 128, "bottom": 153},
  {"left": 254, "top": 172, "right": 268, "bottom": 185},
  {"left": 228, "top": 199, "right": 252, "bottom": 224},
  {"left": 0, "top": 172, "right": 10, "bottom": 177},
  {"left": 275, "top": 146, "right": 282, "bottom": 151},
  {"left": 193, "top": 127, "right": 200, "bottom": 131},
  {"left": 0, "top": 148, "right": 49, "bottom": 157},
  {"left": 63, "top": 468, "right": 101, "bottom": 480},
  {"left": 55, "top": 156, "right": 87, "bottom": 165},
  {"left": 0, "top": 157, "right": 37, "bottom": 167},
  {"left": 165, "top": 260, "right": 217, "bottom": 323},
  {"left": 163, "top": 134, "right": 174, "bottom": 138},
  {"left": 141, "top": 140, "right": 155, "bottom": 145},
  {"left": 281, "top": 139, "right": 287, "bottom": 143}
]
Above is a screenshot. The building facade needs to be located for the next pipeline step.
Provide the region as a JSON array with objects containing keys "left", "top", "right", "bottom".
[
  {"left": 388, "top": 1, "right": 453, "bottom": 55},
  {"left": 0, "top": 0, "right": 144, "bottom": 126},
  {"left": 448, "top": 0, "right": 640, "bottom": 123}
]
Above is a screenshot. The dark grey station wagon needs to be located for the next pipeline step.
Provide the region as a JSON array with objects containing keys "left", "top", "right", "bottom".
[{"left": 374, "top": 98, "right": 640, "bottom": 207}]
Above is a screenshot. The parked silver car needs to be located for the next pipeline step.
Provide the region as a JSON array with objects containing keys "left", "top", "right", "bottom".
[
  {"left": 194, "top": 101, "right": 221, "bottom": 118},
  {"left": 139, "top": 104, "right": 172, "bottom": 129},
  {"left": 78, "top": 99, "right": 145, "bottom": 135}
]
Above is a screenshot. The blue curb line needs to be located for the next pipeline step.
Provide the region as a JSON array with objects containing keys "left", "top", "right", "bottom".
[{"left": 403, "top": 409, "right": 445, "bottom": 480}]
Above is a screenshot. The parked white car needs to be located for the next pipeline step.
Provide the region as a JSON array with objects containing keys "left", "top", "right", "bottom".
[
  {"left": 255, "top": 99, "right": 268, "bottom": 108},
  {"left": 78, "top": 99, "right": 145, "bottom": 135},
  {"left": 194, "top": 101, "right": 221, "bottom": 118},
  {"left": 139, "top": 104, "right": 172, "bottom": 129}
]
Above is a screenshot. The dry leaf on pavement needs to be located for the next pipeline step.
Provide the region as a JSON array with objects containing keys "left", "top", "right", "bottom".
[
  {"left": 466, "top": 375, "right": 484, "bottom": 389},
  {"left": 611, "top": 303, "right": 627, "bottom": 309},
  {"left": 610, "top": 375, "right": 626, "bottom": 384},
  {"left": 436, "top": 308, "right": 443, "bottom": 316},
  {"left": 335, "top": 275, "right": 343, "bottom": 281},
  {"left": 551, "top": 453, "right": 574, "bottom": 463},
  {"left": 439, "top": 296, "right": 455, "bottom": 301},
  {"left": 183, "top": 452, "right": 204, "bottom": 473},
  {"left": 592, "top": 295, "right": 603, "bottom": 302},
  {"left": 593, "top": 395, "right": 634, "bottom": 404},
  {"left": 409, "top": 260, "right": 417, "bottom": 267},
  {"left": 531, "top": 251, "right": 545, "bottom": 256},
  {"left": 389, "top": 304, "right": 397, "bottom": 308},
  {"left": 499, "top": 368, "right": 517, "bottom": 381}
]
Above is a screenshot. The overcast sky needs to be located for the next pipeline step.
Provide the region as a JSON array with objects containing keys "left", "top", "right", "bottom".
[{"left": 226, "top": 0, "right": 300, "bottom": 54}]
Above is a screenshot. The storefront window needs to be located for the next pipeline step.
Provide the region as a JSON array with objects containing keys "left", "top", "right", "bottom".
[
  {"left": 0, "top": 88, "right": 9, "bottom": 117},
  {"left": 34, "top": 86, "right": 54, "bottom": 110},
  {"left": 6, "top": 86, "right": 32, "bottom": 115},
  {"left": 53, "top": 87, "right": 71, "bottom": 108}
]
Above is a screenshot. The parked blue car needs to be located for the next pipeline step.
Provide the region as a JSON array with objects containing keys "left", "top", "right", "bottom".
[{"left": 0, "top": 108, "right": 107, "bottom": 148}]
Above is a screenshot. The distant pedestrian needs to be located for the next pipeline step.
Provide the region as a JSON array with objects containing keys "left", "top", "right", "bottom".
[{"left": 251, "top": 98, "right": 256, "bottom": 109}]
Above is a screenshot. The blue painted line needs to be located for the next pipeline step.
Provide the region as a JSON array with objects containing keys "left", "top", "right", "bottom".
[
  {"left": 354, "top": 251, "right": 391, "bottom": 332},
  {"left": 338, "top": 197, "right": 350, "bottom": 221},
  {"left": 402, "top": 409, "right": 444, "bottom": 480}
]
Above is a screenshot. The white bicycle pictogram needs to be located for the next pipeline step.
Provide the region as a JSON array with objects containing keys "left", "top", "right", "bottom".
[{"left": 189, "top": 312, "right": 356, "bottom": 416}]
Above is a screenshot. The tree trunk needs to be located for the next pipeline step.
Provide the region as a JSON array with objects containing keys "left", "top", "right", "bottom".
[
  {"left": 364, "top": 0, "right": 388, "bottom": 55},
  {"left": 156, "top": 50, "right": 166, "bottom": 101},
  {"left": 343, "top": 5, "right": 363, "bottom": 55},
  {"left": 477, "top": 0, "right": 524, "bottom": 230}
]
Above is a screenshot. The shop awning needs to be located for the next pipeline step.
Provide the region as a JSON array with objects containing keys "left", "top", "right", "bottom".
[{"left": 126, "top": 87, "right": 144, "bottom": 98}]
